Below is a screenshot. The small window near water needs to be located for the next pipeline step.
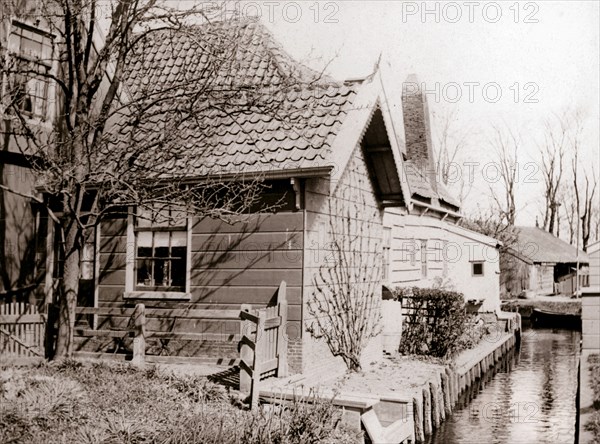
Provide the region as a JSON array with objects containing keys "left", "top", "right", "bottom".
[{"left": 472, "top": 262, "right": 484, "bottom": 276}]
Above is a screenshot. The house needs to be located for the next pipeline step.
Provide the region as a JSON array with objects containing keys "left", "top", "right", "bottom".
[
  {"left": 383, "top": 78, "right": 502, "bottom": 313},
  {"left": 584, "top": 240, "right": 599, "bottom": 288},
  {"left": 0, "top": 8, "right": 52, "bottom": 306},
  {"left": 502, "top": 226, "right": 590, "bottom": 296},
  {"left": 72, "top": 18, "right": 415, "bottom": 377}
]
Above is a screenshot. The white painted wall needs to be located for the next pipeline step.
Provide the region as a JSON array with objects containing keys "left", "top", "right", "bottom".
[
  {"left": 383, "top": 209, "right": 501, "bottom": 313},
  {"left": 588, "top": 242, "right": 600, "bottom": 287}
]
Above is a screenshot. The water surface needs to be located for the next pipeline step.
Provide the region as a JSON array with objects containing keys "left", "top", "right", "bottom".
[{"left": 427, "top": 326, "right": 580, "bottom": 444}]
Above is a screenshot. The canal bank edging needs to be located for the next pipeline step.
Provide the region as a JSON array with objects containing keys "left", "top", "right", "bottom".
[{"left": 412, "top": 312, "right": 522, "bottom": 443}]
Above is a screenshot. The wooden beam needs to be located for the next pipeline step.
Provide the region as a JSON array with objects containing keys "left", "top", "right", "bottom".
[
  {"left": 239, "top": 335, "right": 256, "bottom": 350},
  {"left": 240, "top": 310, "right": 259, "bottom": 324},
  {"left": 132, "top": 304, "right": 145, "bottom": 366},
  {"left": 145, "top": 308, "right": 241, "bottom": 320},
  {"left": 75, "top": 329, "right": 133, "bottom": 338},
  {"left": 0, "top": 314, "right": 46, "bottom": 323},
  {"left": 146, "top": 332, "right": 238, "bottom": 342},
  {"left": 239, "top": 303, "right": 253, "bottom": 395},
  {"left": 264, "top": 316, "right": 281, "bottom": 329},
  {"left": 276, "top": 280, "right": 288, "bottom": 377},
  {"left": 239, "top": 358, "right": 254, "bottom": 378},
  {"left": 76, "top": 307, "right": 135, "bottom": 316}
]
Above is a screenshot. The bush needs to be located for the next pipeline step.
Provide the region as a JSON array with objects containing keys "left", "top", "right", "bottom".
[{"left": 395, "top": 286, "right": 470, "bottom": 358}]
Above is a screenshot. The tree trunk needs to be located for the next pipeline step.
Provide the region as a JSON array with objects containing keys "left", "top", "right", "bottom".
[
  {"left": 54, "top": 218, "right": 81, "bottom": 358},
  {"left": 548, "top": 206, "right": 557, "bottom": 235}
]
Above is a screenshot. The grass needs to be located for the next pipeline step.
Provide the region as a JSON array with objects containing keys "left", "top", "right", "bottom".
[
  {"left": 0, "top": 360, "right": 361, "bottom": 444},
  {"left": 585, "top": 353, "right": 600, "bottom": 441}
]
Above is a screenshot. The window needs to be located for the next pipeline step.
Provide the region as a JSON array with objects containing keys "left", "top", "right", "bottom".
[
  {"left": 420, "top": 239, "right": 428, "bottom": 278},
  {"left": 7, "top": 22, "right": 53, "bottom": 119},
  {"left": 382, "top": 227, "right": 391, "bottom": 281},
  {"left": 134, "top": 206, "right": 188, "bottom": 293},
  {"left": 442, "top": 240, "right": 448, "bottom": 276},
  {"left": 472, "top": 262, "right": 484, "bottom": 277}
]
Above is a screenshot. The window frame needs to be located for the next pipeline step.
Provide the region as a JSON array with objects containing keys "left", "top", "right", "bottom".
[
  {"left": 124, "top": 207, "right": 192, "bottom": 300},
  {"left": 472, "top": 261, "right": 485, "bottom": 277},
  {"left": 420, "top": 239, "right": 428, "bottom": 278},
  {"left": 382, "top": 227, "right": 391, "bottom": 282},
  {"left": 7, "top": 21, "right": 54, "bottom": 122}
]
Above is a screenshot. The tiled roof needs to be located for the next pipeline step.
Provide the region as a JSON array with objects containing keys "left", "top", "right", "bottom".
[
  {"left": 98, "top": 19, "right": 362, "bottom": 179},
  {"left": 514, "top": 226, "right": 589, "bottom": 264}
]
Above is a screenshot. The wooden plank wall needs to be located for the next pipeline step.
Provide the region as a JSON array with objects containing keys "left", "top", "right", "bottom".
[
  {"left": 88, "top": 211, "right": 303, "bottom": 362},
  {"left": 590, "top": 249, "right": 600, "bottom": 287},
  {"left": 302, "top": 145, "right": 383, "bottom": 376},
  {"left": 0, "top": 162, "right": 46, "bottom": 298}
]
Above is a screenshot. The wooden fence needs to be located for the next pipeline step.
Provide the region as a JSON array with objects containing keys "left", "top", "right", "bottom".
[
  {"left": 0, "top": 301, "right": 46, "bottom": 360},
  {"left": 400, "top": 295, "right": 439, "bottom": 326},
  {"left": 74, "top": 281, "right": 289, "bottom": 409}
]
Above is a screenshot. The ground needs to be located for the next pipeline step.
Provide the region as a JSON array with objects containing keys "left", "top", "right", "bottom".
[
  {"left": 261, "top": 330, "right": 511, "bottom": 401},
  {"left": 0, "top": 360, "right": 360, "bottom": 444},
  {"left": 501, "top": 295, "right": 581, "bottom": 316}
]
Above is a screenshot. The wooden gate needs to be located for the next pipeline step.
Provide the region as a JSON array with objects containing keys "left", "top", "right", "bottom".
[
  {"left": 0, "top": 301, "right": 46, "bottom": 360},
  {"left": 239, "top": 280, "right": 288, "bottom": 408}
]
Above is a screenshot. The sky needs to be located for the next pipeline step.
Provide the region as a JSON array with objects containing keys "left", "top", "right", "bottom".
[{"left": 236, "top": 0, "right": 600, "bottom": 226}]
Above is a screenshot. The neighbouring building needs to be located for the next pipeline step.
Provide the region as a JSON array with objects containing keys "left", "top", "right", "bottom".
[
  {"left": 383, "top": 77, "right": 502, "bottom": 314},
  {"left": 0, "top": 5, "right": 53, "bottom": 307},
  {"left": 585, "top": 240, "right": 599, "bottom": 288},
  {"left": 502, "top": 226, "right": 590, "bottom": 297}
]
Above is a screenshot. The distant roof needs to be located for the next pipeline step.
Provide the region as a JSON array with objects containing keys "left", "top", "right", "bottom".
[
  {"left": 101, "top": 19, "right": 364, "bottom": 179},
  {"left": 513, "top": 226, "right": 589, "bottom": 264}
]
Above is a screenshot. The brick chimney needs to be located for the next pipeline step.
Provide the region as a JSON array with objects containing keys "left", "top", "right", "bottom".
[{"left": 401, "top": 74, "right": 438, "bottom": 193}]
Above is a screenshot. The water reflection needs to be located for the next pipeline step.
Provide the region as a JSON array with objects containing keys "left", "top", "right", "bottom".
[{"left": 427, "top": 327, "right": 580, "bottom": 444}]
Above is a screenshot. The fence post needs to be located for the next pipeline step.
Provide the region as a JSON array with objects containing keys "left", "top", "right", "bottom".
[
  {"left": 276, "top": 281, "right": 288, "bottom": 377},
  {"left": 132, "top": 303, "right": 145, "bottom": 366},
  {"left": 250, "top": 309, "right": 266, "bottom": 410},
  {"left": 239, "top": 304, "right": 253, "bottom": 395}
]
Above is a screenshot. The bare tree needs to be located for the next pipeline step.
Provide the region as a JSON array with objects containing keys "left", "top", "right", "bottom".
[
  {"left": 489, "top": 124, "right": 519, "bottom": 226},
  {"left": 580, "top": 170, "right": 598, "bottom": 252},
  {"left": 568, "top": 111, "right": 598, "bottom": 252},
  {"left": 1, "top": 1, "right": 319, "bottom": 357},
  {"left": 538, "top": 114, "right": 567, "bottom": 235},
  {"left": 432, "top": 107, "right": 473, "bottom": 205},
  {"left": 307, "top": 194, "right": 382, "bottom": 372}
]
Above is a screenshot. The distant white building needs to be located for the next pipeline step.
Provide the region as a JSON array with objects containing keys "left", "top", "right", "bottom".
[{"left": 383, "top": 77, "right": 501, "bottom": 314}]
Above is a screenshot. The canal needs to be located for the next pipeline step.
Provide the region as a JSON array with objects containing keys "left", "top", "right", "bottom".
[{"left": 427, "top": 324, "right": 581, "bottom": 444}]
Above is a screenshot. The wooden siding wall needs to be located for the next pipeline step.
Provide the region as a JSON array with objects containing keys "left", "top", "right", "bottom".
[
  {"left": 536, "top": 264, "right": 554, "bottom": 295},
  {"left": 589, "top": 248, "right": 600, "bottom": 288},
  {"left": 0, "top": 162, "right": 46, "bottom": 302},
  {"left": 302, "top": 145, "right": 384, "bottom": 377},
  {"left": 499, "top": 253, "right": 530, "bottom": 298},
  {"left": 384, "top": 212, "right": 501, "bottom": 312},
  {"left": 86, "top": 211, "right": 303, "bottom": 363}
]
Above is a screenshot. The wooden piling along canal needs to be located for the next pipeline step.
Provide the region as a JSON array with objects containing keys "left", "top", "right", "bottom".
[{"left": 411, "top": 313, "right": 521, "bottom": 443}]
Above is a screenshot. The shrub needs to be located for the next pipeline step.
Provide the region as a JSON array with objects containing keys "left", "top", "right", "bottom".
[
  {"left": 0, "top": 362, "right": 361, "bottom": 444},
  {"left": 395, "top": 286, "right": 470, "bottom": 358}
]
